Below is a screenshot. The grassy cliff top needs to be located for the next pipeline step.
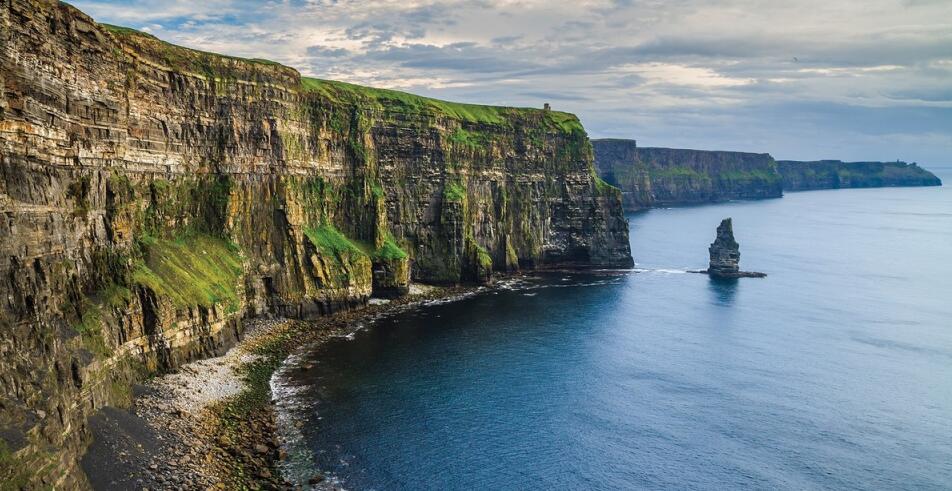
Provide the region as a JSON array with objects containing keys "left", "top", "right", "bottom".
[
  {"left": 98, "top": 21, "right": 584, "bottom": 132},
  {"left": 301, "top": 77, "right": 584, "bottom": 131}
]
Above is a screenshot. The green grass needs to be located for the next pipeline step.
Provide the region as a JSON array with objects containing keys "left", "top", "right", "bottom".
[
  {"left": 370, "top": 181, "right": 385, "bottom": 199},
  {"left": 99, "top": 22, "right": 587, "bottom": 134},
  {"left": 476, "top": 245, "right": 493, "bottom": 271},
  {"left": 649, "top": 166, "right": 710, "bottom": 180},
  {"left": 594, "top": 176, "right": 619, "bottom": 193},
  {"left": 353, "top": 235, "right": 409, "bottom": 263},
  {"left": 101, "top": 283, "right": 133, "bottom": 309},
  {"left": 544, "top": 110, "right": 586, "bottom": 133},
  {"left": 301, "top": 77, "right": 584, "bottom": 132},
  {"left": 375, "top": 237, "right": 408, "bottom": 261},
  {"left": 448, "top": 127, "right": 485, "bottom": 149},
  {"left": 304, "top": 224, "right": 364, "bottom": 258},
  {"left": 0, "top": 440, "right": 32, "bottom": 490},
  {"left": 719, "top": 169, "right": 781, "bottom": 182},
  {"left": 74, "top": 303, "right": 112, "bottom": 358},
  {"left": 132, "top": 234, "right": 243, "bottom": 312},
  {"left": 444, "top": 182, "right": 466, "bottom": 203},
  {"left": 70, "top": 283, "right": 132, "bottom": 358}
]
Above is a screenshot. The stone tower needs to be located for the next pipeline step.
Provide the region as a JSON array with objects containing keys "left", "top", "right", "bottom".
[{"left": 708, "top": 218, "right": 740, "bottom": 277}]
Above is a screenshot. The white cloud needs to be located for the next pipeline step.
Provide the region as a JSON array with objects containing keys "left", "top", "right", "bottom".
[{"left": 70, "top": 0, "right": 952, "bottom": 163}]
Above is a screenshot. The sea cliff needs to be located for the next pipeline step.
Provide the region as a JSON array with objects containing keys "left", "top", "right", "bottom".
[
  {"left": 0, "top": 0, "right": 631, "bottom": 487},
  {"left": 593, "top": 139, "right": 941, "bottom": 211},
  {"left": 592, "top": 139, "right": 783, "bottom": 210},
  {"left": 777, "top": 160, "right": 942, "bottom": 191}
]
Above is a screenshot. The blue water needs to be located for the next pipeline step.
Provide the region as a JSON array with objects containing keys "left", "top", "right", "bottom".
[{"left": 276, "top": 167, "right": 952, "bottom": 490}]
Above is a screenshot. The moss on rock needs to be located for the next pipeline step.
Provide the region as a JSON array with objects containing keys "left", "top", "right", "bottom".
[{"left": 132, "top": 234, "right": 244, "bottom": 312}]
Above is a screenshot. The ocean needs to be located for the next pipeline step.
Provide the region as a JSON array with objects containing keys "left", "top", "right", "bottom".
[{"left": 273, "top": 166, "right": 952, "bottom": 490}]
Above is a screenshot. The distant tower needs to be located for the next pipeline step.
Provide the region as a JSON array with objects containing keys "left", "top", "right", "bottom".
[{"left": 543, "top": 103, "right": 551, "bottom": 111}]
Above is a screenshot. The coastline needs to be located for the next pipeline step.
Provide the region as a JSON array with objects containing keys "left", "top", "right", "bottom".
[{"left": 82, "top": 284, "right": 477, "bottom": 490}]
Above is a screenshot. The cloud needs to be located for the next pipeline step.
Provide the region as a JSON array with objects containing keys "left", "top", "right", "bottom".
[{"left": 70, "top": 0, "right": 952, "bottom": 163}]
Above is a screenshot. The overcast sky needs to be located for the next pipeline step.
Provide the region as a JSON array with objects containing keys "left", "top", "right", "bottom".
[{"left": 72, "top": 0, "right": 952, "bottom": 164}]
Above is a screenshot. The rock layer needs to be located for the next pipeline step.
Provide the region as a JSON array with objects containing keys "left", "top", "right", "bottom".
[
  {"left": 702, "top": 218, "right": 765, "bottom": 279},
  {"left": 0, "top": 0, "right": 632, "bottom": 487},
  {"left": 708, "top": 218, "right": 741, "bottom": 276},
  {"left": 592, "top": 139, "right": 783, "bottom": 210}
]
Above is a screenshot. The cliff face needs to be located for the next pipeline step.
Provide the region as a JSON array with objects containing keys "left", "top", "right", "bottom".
[
  {"left": 777, "top": 160, "right": 942, "bottom": 191},
  {"left": 593, "top": 139, "right": 783, "bottom": 210},
  {"left": 0, "top": 0, "right": 632, "bottom": 487},
  {"left": 594, "top": 139, "right": 943, "bottom": 211}
]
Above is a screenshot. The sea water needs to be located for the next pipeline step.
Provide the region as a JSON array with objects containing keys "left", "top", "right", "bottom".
[{"left": 274, "top": 166, "right": 952, "bottom": 490}]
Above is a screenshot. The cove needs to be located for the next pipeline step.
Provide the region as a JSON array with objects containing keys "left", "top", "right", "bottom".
[{"left": 275, "top": 167, "right": 952, "bottom": 490}]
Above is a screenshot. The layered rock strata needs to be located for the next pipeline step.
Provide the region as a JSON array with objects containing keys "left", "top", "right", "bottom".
[
  {"left": 592, "top": 139, "right": 783, "bottom": 210},
  {"left": 0, "top": 0, "right": 632, "bottom": 487},
  {"left": 702, "top": 218, "right": 765, "bottom": 279}
]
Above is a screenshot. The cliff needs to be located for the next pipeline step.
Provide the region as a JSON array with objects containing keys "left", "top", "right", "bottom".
[
  {"left": 777, "top": 160, "right": 942, "bottom": 191},
  {"left": 0, "top": 0, "right": 632, "bottom": 487},
  {"left": 592, "top": 139, "right": 783, "bottom": 210},
  {"left": 593, "top": 139, "right": 943, "bottom": 211}
]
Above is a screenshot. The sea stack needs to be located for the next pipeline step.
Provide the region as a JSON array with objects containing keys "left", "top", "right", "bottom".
[{"left": 705, "top": 218, "right": 766, "bottom": 278}]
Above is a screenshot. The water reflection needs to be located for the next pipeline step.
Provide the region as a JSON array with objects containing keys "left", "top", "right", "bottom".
[{"left": 707, "top": 276, "right": 738, "bottom": 305}]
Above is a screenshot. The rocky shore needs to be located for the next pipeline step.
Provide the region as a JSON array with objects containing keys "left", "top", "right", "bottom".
[{"left": 82, "top": 285, "right": 473, "bottom": 490}]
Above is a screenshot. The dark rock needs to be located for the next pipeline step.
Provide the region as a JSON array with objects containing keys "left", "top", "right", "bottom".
[
  {"left": 697, "top": 218, "right": 766, "bottom": 279},
  {"left": 708, "top": 218, "right": 741, "bottom": 276}
]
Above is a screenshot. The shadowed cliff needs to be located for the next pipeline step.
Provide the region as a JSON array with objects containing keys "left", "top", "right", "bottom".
[
  {"left": 593, "top": 139, "right": 941, "bottom": 211},
  {"left": 777, "top": 160, "right": 942, "bottom": 191},
  {"left": 592, "top": 139, "right": 783, "bottom": 210}
]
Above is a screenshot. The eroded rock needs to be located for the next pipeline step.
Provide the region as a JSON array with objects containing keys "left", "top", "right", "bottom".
[{"left": 702, "top": 218, "right": 765, "bottom": 279}]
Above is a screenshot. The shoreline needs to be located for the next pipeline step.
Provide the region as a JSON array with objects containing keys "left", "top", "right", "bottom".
[{"left": 83, "top": 284, "right": 478, "bottom": 489}]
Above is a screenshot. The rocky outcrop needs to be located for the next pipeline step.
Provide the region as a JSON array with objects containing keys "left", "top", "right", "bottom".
[
  {"left": 0, "top": 0, "right": 632, "bottom": 487},
  {"left": 777, "top": 160, "right": 942, "bottom": 191},
  {"left": 592, "top": 139, "right": 783, "bottom": 210},
  {"left": 699, "top": 218, "right": 765, "bottom": 279},
  {"left": 708, "top": 218, "right": 741, "bottom": 276}
]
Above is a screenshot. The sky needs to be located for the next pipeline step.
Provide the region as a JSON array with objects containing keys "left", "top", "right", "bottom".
[{"left": 71, "top": 0, "right": 952, "bottom": 164}]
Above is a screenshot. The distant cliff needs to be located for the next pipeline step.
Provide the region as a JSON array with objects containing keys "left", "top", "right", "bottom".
[
  {"left": 594, "top": 139, "right": 942, "bottom": 211},
  {"left": 593, "top": 139, "right": 783, "bottom": 210},
  {"left": 777, "top": 160, "right": 942, "bottom": 191},
  {"left": 0, "top": 0, "right": 631, "bottom": 487}
]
